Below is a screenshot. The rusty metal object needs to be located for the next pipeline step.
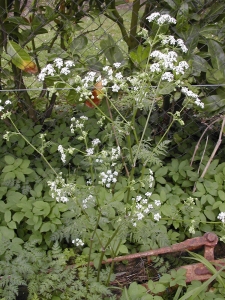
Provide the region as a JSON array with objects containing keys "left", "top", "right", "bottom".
[
  {"left": 178, "top": 259, "right": 225, "bottom": 282},
  {"left": 101, "top": 232, "right": 225, "bottom": 284},
  {"left": 100, "top": 232, "right": 218, "bottom": 265}
]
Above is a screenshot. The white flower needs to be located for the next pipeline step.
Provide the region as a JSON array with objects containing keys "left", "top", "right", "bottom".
[
  {"left": 0, "top": 106, "right": 4, "bottom": 111},
  {"left": 136, "top": 195, "right": 142, "bottom": 202},
  {"left": 137, "top": 212, "right": 144, "bottom": 220},
  {"left": 161, "top": 72, "right": 174, "bottom": 82},
  {"left": 173, "top": 61, "right": 189, "bottom": 75},
  {"left": 154, "top": 200, "right": 161, "bottom": 206},
  {"left": 150, "top": 63, "right": 161, "bottom": 73},
  {"left": 154, "top": 213, "right": 161, "bottom": 221},
  {"left": 103, "top": 66, "right": 110, "bottom": 71},
  {"left": 115, "top": 72, "right": 123, "bottom": 80},
  {"left": 157, "top": 14, "right": 176, "bottom": 25},
  {"left": 99, "top": 169, "right": 118, "bottom": 187},
  {"left": 72, "top": 238, "right": 84, "bottom": 247},
  {"left": 177, "top": 39, "right": 188, "bottom": 53},
  {"left": 113, "top": 62, "right": 121, "bottom": 68},
  {"left": 61, "top": 196, "right": 69, "bottom": 203},
  {"left": 189, "top": 225, "right": 195, "bottom": 234},
  {"left": 54, "top": 58, "right": 63, "bottom": 68},
  {"left": 65, "top": 60, "right": 75, "bottom": 67},
  {"left": 60, "top": 67, "right": 70, "bottom": 75},
  {"left": 45, "top": 64, "right": 55, "bottom": 76},
  {"left": 38, "top": 72, "right": 46, "bottom": 81},
  {"left": 161, "top": 35, "right": 176, "bottom": 46},
  {"left": 5, "top": 100, "right": 11, "bottom": 105},
  {"left": 102, "top": 79, "right": 108, "bottom": 86},
  {"left": 92, "top": 138, "right": 101, "bottom": 146},
  {"left": 146, "top": 12, "right": 160, "bottom": 23},
  {"left": 151, "top": 50, "right": 164, "bottom": 59},
  {"left": 218, "top": 212, "right": 225, "bottom": 223},
  {"left": 86, "top": 148, "right": 94, "bottom": 156},
  {"left": 145, "top": 192, "right": 152, "bottom": 197},
  {"left": 195, "top": 98, "right": 204, "bottom": 109}
]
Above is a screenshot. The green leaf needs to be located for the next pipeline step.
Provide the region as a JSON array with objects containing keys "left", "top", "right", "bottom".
[
  {"left": 8, "top": 221, "right": 17, "bottom": 229},
  {"left": 208, "top": 40, "right": 225, "bottom": 77},
  {"left": 13, "top": 212, "right": 24, "bottom": 223},
  {"left": 4, "top": 171, "right": 15, "bottom": 181},
  {"left": 118, "top": 244, "right": 129, "bottom": 254},
  {"left": 2, "top": 165, "right": 16, "bottom": 172},
  {"left": 158, "top": 83, "right": 176, "bottom": 95},
  {"left": 15, "top": 170, "right": 25, "bottom": 182},
  {"left": 40, "top": 222, "right": 52, "bottom": 232},
  {"left": 100, "top": 34, "right": 124, "bottom": 65},
  {"left": 218, "top": 190, "right": 225, "bottom": 201},
  {"left": 4, "top": 155, "right": 15, "bottom": 164},
  {"left": 70, "top": 35, "right": 88, "bottom": 53},
  {"left": 204, "top": 209, "right": 215, "bottom": 221},
  {"left": 33, "top": 201, "right": 51, "bottom": 217},
  {"left": 34, "top": 183, "right": 43, "bottom": 198},
  {"left": 7, "top": 40, "right": 38, "bottom": 74},
  {"left": 4, "top": 210, "right": 11, "bottom": 222},
  {"left": 0, "top": 226, "right": 15, "bottom": 239}
]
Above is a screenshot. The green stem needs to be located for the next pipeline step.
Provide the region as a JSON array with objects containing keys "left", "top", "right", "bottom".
[
  {"left": 96, "top": 225, "right": 121, "bottom": 282},
  {"left": 9, "top": 116, "right": 57, "bottom": 176}
]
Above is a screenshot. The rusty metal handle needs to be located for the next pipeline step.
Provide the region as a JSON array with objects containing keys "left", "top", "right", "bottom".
[{"left": 100, "top": 232, "right": 218, "bottom": 264}]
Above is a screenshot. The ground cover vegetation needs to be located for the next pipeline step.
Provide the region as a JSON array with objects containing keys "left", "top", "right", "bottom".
[{"left": 1, "top": 0, "right": 225, "bottom": 299}]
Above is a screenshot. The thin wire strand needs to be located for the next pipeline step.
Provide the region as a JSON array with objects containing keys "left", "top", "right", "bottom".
[{"left": 0, "top": 84, "right": 225, "bottom": 92}]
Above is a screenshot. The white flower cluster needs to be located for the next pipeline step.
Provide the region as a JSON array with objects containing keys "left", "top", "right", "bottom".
[
  {"left": 218, "top": 212, "right": 225, "bottom": 223},
  {"left": 181, "top": 87, "right": 204, "bottom": 108},
  {"left": 99, "top": 170, "right": 118, "bottom": 188},
  {"left": 58, "top": 145, "right": 66, "bottom": 163},
  {"left": 161, "top": 36, "right": 188, "bottom": 53},
  {"left": 184, "top": 196, "right": 196, "bottom": 209},
  {"left": 150, "top": 50, "right": 189, "bottom": 79},
  {"left": 0, "top": 99, "right": 12, "bottom": 112},
  {"left": 189, "top": 220, "right": 196, "bottom": 234},
  {"left": 72, "top": 238, "right": 84, "bottom": 246},
  {"left": 111, "top": 146, "right": 121, "bottom": 160},
  {"left": 48, "top": 174, "right": 70, "bottom": 203},
  {"left": 86, "top": 148, "right": 94, "bottom": 156},
  {"left": 146, "top": 12, "right": 176, "bottom": 25},
  {"left": 149, "top": 169, "right": 154, "bottom": 188},
  {"left": 132, "top": 192, "right": 161, "bottom": 226},
  {"left": 70, "top": 116, "right": 89, "bottom": 140},
  {"left": 82, "top": 195, "right": 95, "bottom": 209},
  {"left": 38, "top": 58, "right": 75, "bottom": 81}
]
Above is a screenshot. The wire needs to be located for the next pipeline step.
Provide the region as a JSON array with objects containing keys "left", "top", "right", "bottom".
[{"left": 0, "top": 84, "right": 225, "bottom": 92}]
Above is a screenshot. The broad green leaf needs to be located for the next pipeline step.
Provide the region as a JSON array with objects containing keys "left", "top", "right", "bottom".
[
  {"left": 33, "top": 201, "right": 51, "bottom": 217},
  {"left": 40, "top": 222, "right": 52, "bottom": 232},
  {"left": 70, "top": 35, "right": 88, "bottom": 53},
  {"left": 118, "top": 244, "right": 129, "bottom": 254},
  {"left": 218, "top": 190, "right": 225, "bottom": 201},
  {"left": 4, "top": 155, "right": 15, "bottom": 164},
  {"left": 13, "top": 212, "right": 24, "bottom": 223},
  {"left": 2, "top": 165, "right": 16, "bottom": 172},
  {"left": 158, "top": 83, "right": 176, "bottom": 95},
  {"left": 4, "top": 172, "right": 16, "bottom": 181},
  {"left": 0, "top": 226, "right": 15, "bottom": 239},
  {"left": 208, "top": 40, "right": 225, "bottom": 77},
  {"left": 15, "top": 170, "right": 25, "bottom": 182},
  {"left": 4, "top": 210, "right": 11, "bottom": 222},
  {"left": 7, "top": 40, "right": 38, "bottom": 74}
]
